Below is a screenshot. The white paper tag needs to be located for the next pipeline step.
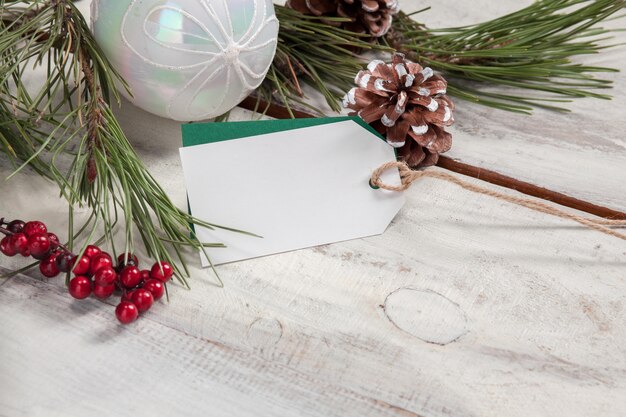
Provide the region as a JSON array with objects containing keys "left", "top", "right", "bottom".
[{"left": 179, "top": 119, "right": 404, "bottom": 265}]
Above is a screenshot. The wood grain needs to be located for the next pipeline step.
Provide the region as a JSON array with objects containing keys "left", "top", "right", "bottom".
[
  {"left": 1, "top": 2, "right": 625, "bottom": 417},
  {"left": 383, "top": 288, "right": 469, "bottom": 345},
  {"left": 2, "top": 170, "right": 626, "bottom": 417}
]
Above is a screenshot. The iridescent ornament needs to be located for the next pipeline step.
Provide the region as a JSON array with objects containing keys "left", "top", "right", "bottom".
[{"left": 91, "top": 0, "right": 279, "bottom": 121}]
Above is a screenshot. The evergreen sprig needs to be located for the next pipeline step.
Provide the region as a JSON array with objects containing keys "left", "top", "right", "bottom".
[
  {"left": 0, "top": 0, "right": 243, "bottom": 285},
  {"left": 259, "top": 6, "right": 391, "bottom": 115},
  {"left": 269, "top": 1, "right": 624, "bottom": 114},
  {"left": 388, "top": 0, "right": 625, "bottom": 113}
]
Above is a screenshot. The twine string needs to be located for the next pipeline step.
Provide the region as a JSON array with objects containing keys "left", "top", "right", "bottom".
[{"left": 370, "top": 161, "right": 626, "bottom": 241}]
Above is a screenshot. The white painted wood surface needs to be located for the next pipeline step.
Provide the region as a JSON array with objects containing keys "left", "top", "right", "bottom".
[
  {"left": 1, "top": 1, "right": 626, "bottom": 417},
  {"left": 2, "top": 172, "right": 625, "bottom": 417}
]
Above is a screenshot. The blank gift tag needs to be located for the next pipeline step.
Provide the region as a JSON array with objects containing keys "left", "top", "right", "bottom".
[{"left": 179, "top": 117, "right": 404, "bottom": 266}]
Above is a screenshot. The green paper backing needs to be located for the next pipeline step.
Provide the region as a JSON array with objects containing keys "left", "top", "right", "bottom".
[{"left": 181, "top": 116, "right": 385, "bottom": 147}]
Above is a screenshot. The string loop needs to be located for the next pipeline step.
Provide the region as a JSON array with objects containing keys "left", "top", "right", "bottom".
[{"left": 371, "top": 161, "right": 626, "bottom": 241}]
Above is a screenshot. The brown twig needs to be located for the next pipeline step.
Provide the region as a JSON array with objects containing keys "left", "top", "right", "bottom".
[
  {"left": 285, "top": 55, "right": 304, "bottom": 97},
  {"left": 78, "top": 42, "right": 104, "bottom": 183}
]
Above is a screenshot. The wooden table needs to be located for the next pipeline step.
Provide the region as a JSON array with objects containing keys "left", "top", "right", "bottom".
[{"left": 1, "top": 2, "right": 625, "bottom": 416}]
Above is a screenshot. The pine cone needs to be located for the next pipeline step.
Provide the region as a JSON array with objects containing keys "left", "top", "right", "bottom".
[
  {"left": 285, "top": 0, "right": 400, "bottom": 38},
  {"left": 343, "top": 53, "right": 454, "bottom": 169}
]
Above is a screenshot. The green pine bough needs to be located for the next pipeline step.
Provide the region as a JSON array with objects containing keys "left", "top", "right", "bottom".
[
  {"left": 257, "top": 6, "right": 392, "bottom": 115},
  {"left": 0, "top": 0, "right": 245, "bottom": 285},
  {"left": 0, "top": 0, "right": 623, "bottom": 284},
  {"left": 268, "top": 0, "right": 625, "bottom": 114}
]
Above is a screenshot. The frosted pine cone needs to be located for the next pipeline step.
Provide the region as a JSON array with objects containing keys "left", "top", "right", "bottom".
[
  {"left": 285, "top": 0, "right": 400, "bottom": 37},
  {"left": 343, "top": 53, "right": 454, "bottom": 168}
]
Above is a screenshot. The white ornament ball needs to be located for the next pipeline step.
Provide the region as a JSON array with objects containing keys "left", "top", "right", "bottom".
[{"left": 91, "top": 0, "right": 279, "bottom": 121}]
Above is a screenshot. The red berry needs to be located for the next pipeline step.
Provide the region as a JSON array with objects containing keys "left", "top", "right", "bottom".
[
  {"left": 7, "top": 220, "right": 25, "bottom": 233},
  {"left": 140, "top": 269, "right": 151, "bottom": 282},
  {"left": 56, "top": 252, "right": 75, "bottom": 273},
  {"left": 23, "top": 221, "right": 47, "bottom": 237},
  {"left": 150, "top": 261, "right": 174, "bottom": 282},
  {"left": 120, "top": 266, "right": 141, "bottom": 288},
  {"left": 93, "top": 284, "right": 115, "bottom": 299},
  {"left": 121, "top": 289, "right": 137, "bottom": 303},
  {"left": 143, "top": 279, "right": 165, "bottom": 301},
  {"left": 131, "top": 289, "right": 154, "bottom": 313},
  {"left": 1, "top": 236, "right": 17, "bottom": 256},
  {"left": 72, "top": 255, "right": 91, "bottom": 275},
  {"left": 28, "top": 232, "right": 51, "bottom": 259},
  {"left": 39, "top": 254, "right": 61, "bottom": 278},
  {"left": 115, "top": 301, "right": 139, "bottom": 324},
  {"left": 47, "top": 233, "right": 60, "bottom": 246},
  {"left": 90, "top": 253, "right": 113, "bottom": 275},
  {"left": 93, "top": 266, "right": 117, "bottom": 286},
  {"left": 117, "top": 253, "right": 139, "bottom": 268},
  {"left": 10, "top": 233, "right": 29, "bottom": 257},
  {"left": 69, "top": 276, "right": 92, "bottom": 299},
  {"left": 84, "top": 245, "right": 101, "bottom": 259}
]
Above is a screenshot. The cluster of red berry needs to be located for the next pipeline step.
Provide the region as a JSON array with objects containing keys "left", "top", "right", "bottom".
[{"left": 0, "top": 218, "right": 174, "bottom": 324}]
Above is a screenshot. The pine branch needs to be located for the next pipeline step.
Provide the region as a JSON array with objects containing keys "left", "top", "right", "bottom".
[
  {"left": 386, "top": 0, "right": 625, "bottom": 113},
  {"left": 259, "top": 5, "right": 392, "bottom": 115},
  {"left": 267, "top": 1, "right": 624, "bottom": 115},
  {"left": 0, "top": 0, "right": 242, "bottom": 285}
]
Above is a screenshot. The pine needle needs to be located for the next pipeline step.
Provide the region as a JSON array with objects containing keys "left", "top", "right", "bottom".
[
  {"left": 259, "top": 6, "right": 392, "bottom": 114},
  {"left": 266, "top": 1, "right": 624, "bottom": 114},
  {"left": 0, "top": 0, "right": 238, "bottom": 285},
  {"left": 387, "top": 0, "right": 625, "bottom": 112}
]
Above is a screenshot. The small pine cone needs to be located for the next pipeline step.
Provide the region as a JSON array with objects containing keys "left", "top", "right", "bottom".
[
  {"left": 343, "top": 53, "right": 454, "bottom": 169},
  {"left": 285, "top": 0, "right": 400, "bottom": 38}
]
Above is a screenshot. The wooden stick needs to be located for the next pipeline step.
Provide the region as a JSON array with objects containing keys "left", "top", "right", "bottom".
[{"left": 238, "top": 97, "right": 626, "bottom": 220}]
